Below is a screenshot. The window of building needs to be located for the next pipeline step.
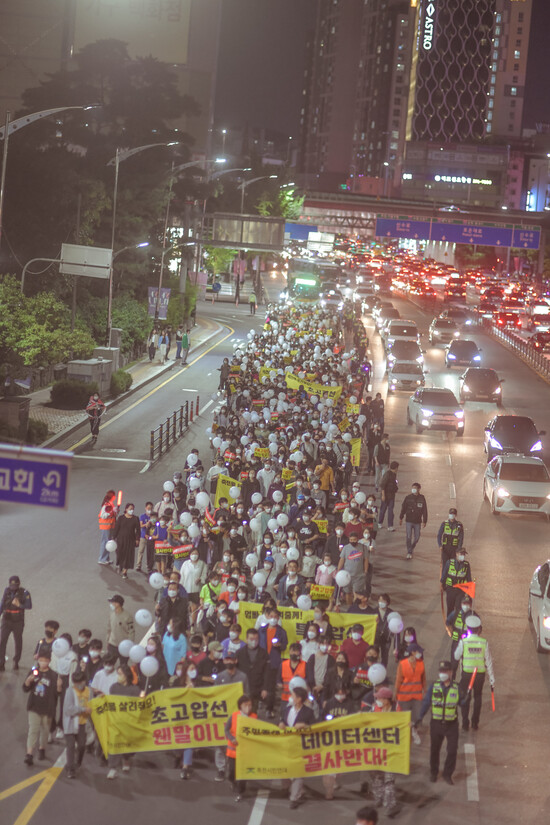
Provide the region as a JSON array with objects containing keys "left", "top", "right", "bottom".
[
  {"left": 488, "top": 111, "right": 493, "bottom": 121},
  {"left": 516, "top": 40, "right": 521, "bottom": 47},
  {"left": 492, "top": 62, "right": 497, "bottom": 72},
  {"left": 494, "top": 38, "right": 499, "bottom": 47},
  {"left": 495, "top": 26, "right": 501, "bottom": 35},
  {"left": 490, "top": 87, "right": 495, "bottom": 97},
  {"left": 496, "top": 13, "right": 501, "bottom": 23},
  {"left": 517, "top": 27, "right": 523, "bottom": 34},
  {"left": 487, "top": 124, "right": 492, "bottom": 133},
  {"left": 491, "top": 74, "right": 496, "bottom": 85},
  {"left": 518, "top": 12, "right": 524, "bottom": 22},
  {"left": 514, "top": 63, "right": 520, "bottom": 71},
  {"left": 493, "top": 51, "right": 498, "bottom": 60},
  {"left": 514, "top": 49, "right": 520, "bottom": 59},
  {"left": 489, "top": 99, "right": 494, "bottom": 109},
  {"left": 511, "top": 86, "right": 517, "bottom": 96},
  {"left": 508, "top": 124, "right": 514, "bottom": 132},
  {"left": 511, "top": 100, "right": 516, "bottom": 108},
  {"left": 513, "top": 76, "right": 518, "bottom": 83}
]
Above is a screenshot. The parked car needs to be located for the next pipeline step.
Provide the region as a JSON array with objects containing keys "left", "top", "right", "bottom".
[
  {"left": 483, "top": 415, "right": 545, "bottom": 462},
  {"left": 406, "top": 387, "right": 464, "bottom": 435},
  {"left": 459, "top": 368, "right": 503, "bottom": 406}
]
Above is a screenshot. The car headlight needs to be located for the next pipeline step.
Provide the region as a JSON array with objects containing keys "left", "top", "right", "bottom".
[
  {"left": 421, "top": 409, "right": 434, "bottom": 417},
  {"left": 447, "top": 353, "right": 456, "bottom": 359},
  {"left": 462, "top": 384, "right": 470, "bottom": 393},
  {"left": 473, "top": 355, "right": 481, "bottom": 361},
  {"left": 497, "top": 486, "right": 510, "bottom": 498},
  {"left": 543, "top": 616, "right": 550, "bottom": 630},
  {"left": 320, "top": 299, "right": 326, "bottom": 307},
  {"left": 494, "top": 386, "right": 501, "bottom": 394},
  {"left": 454, "top": 331, "right": 460, "bottom": 337},
  {"left": 454, "top": 410, "right": 464, "bottom": 419},
  {"left": 416, "top": 355, "right": 424, "bottom": 363},
  {"left": 465, "top": 319, "right": 472, "bottom": 325},
  {"left": 530, "top": 440, "right": 543, "bottom": 452},
  {"left": 490, "top": 437, "right": 503, "bottom": 449}
]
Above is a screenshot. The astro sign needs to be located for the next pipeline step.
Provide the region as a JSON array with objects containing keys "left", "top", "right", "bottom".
[{"left": 422, "top": 1, "right": 436, "bottom": 50}]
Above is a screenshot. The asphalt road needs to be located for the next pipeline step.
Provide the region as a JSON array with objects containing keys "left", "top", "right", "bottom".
[{"left": 1, "top": 283, "right": 550, "bottom": 825}]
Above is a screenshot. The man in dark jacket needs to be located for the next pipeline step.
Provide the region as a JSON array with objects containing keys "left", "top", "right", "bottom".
[
  {"left": 378, "top": 461, "right": 399, "bottom": 531},
  {"left": 22, "top": 651, "right": 58, "bottom": 765},
  {"left": 157, "top": 584, "right": 188, "bottom": 636},
  {"left": 399, "top": 481, "right": 428, "bottom": 560},
  {"left": 0, "top": 575, "right": 32, "bottom": 671},
  {"left": 373, "top": 433, "right": 390, "bottom": 491},
  {"left": 237, "top": 629, "right": 269, "bottom": 710},
  {"left": 280, "top": 686, "right": 316, "bottom": 808}
]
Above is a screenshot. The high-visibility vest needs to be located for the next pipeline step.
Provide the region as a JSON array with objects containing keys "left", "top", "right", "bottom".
[
  {"left": 450, "top": 609, "right": 479, "bottom": 642},
  {"left": 431, "top": 682, "right": 460, "bottom": 721},
  {"left": 461, "top": 635, "right": 487, "bottom": 673},
  {"left": 280, "top": 659, "right": 306, "bottom": 701},
  {"left": 444, "top": 560, "right": 468, "bottom": 589},
  {"left": 441, "top": 522, "right": 461, "bottom": 549},
  {"left": 396, "top": 658, "right": 424, "bottom": 702},
  {"left": 226, "top": 710, "right": 257, "bottom": 758},
  {"left": 98, "top": 507, "right": 116, "bottom": 531}
]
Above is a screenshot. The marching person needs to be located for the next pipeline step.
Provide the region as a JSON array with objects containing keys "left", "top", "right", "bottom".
[
  {"left": 279, "top": 686, "right": 316, "bottom": 809},
  {"left": 22, "top": 651, "right": 59, "bottom": 765},
  {"left": 62, "top": 670, "right": 92, "bottom": 778},
  {"left": 416, "top": 660, "right": 460, "bottom": 784},
  {"left": 399, "top": 481, "right": 428, "bottom": 560},
  {"left": 395, "top": 643, "right": 426, "bottom": 744},
  {"left": 446, "top": 595, "right": 480, "bottom": 678},
  {"left": 454, "top": 615, "right": 495, "bottom": 732},
  {"left": 437, "top": 508, "right": 464, "bottom": 574},
  {"left": 85, "top": 392, "right": 106, "bottom": 445},
  {"left": 112, "top": 503, "right": 141, "bottom": 580},
  {"left": 97, "top": 490, "right": 117, "bottom": 565},
  {"left": 373, "top": 433, "right": 390, "bottom": 492},
  {"left": 0, "top": 575, "right": 32, "bottom": 671},
  {"left": 378, "top": 461, "right": 399, "bottom": 531},
  {"left": 371, "top": 686, "right": 400, "bottom": 816},
  {"left": 225, "top": 693, "right": 257, "bottom": 801},
  {"left": 106, "top": 596, "right": 135, "bottom": 661},
  {"left": 441, "top": 549, "right": 472, "bottom": 615}
]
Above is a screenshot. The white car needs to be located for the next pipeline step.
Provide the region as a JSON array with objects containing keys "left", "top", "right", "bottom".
[
  {"left": 383, "top": 320, "right": 419, "bottom": 349},
  {"left": 528, "top": 560, "right": 550, "bottom": 651},
  {"left": 483, "top": 455, "right": 550, "bottom": 517},
  {"left": 406, "top": 387, "right": 464, "bottom": 435},
  {"left": 388, "top": 362, "right": 425, "bottom": 392},
  {"left": 387, "top": 340, "right": 424, "bottom": 369}
]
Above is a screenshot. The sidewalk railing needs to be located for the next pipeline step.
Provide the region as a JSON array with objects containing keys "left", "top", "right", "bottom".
[
  {"left": 490, "top": 324, "right": 550, "bottom": 379},
  {"left": 150, "top": 402, "right": 190, "bottom": 463}
]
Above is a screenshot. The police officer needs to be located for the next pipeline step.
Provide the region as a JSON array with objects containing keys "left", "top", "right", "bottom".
[
  {"left": 454, "top": 615, "right": 495, "bottom": 732},
  {"left": 0, "top": 575, "right": 32, "bottom": 671},
  {"left": 436, "top": 508, "right": 464, "bottom": 575},
  {"left": 440, "top": 549, "right": 472, "bottom": 614},
  {"left": 416, "top": 660, "right": 460, "bottom": 784},
  {"left": 446, "top": 595, "right": 480, "bottom": 678}
]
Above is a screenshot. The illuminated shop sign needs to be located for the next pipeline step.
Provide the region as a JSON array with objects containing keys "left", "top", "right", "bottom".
[
  {"left": 423, "top": 1, "right": 436, "bottom": 50},
  {"left": 434, "top": 175, "right": 493, "bottom": 185}
]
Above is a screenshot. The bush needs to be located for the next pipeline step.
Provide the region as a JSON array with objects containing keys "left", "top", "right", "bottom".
[
  {"left": 50, "top": 379, "right": 99, "bottom": 410},
  {"left": 0, "top": 422, "right": 20, "bottom": 443},
  {"left": 110, "top": 369, "right": 133, "bottom": 398},
  {"left": 26, "top": 418, "right": 50, "bottom": 445}
]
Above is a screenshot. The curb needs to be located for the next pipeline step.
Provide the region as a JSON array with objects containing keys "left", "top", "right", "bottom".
[{"left": 40, "top": 323, "right": 225, "bottom": 449}]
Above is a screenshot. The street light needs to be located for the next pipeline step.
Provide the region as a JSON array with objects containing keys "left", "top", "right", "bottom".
[
  {"left": 239, "top": 175, "right": 278, "bottom": 213},
  {"left": 106, "top": 141, "right": 179, "bottom": 346},
  {"left": 221, "top": 128, "right": 227, "bottom": 156},
  {"left": 0, "top": 105, "right": 96, "bottom": 252}
]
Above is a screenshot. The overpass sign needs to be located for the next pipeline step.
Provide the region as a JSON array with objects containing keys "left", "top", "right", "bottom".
[{"left": 375, "top": 217, "right": 540, "bottom": 249}]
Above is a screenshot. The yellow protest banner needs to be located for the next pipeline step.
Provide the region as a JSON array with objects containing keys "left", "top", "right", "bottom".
[
  {"left": 90, "top": 684, "right": 242, "bottom": 756},
  {"left": 346, "top": 403, "right": 360, "bottom": 415},
  {"left": 215, "top": 474, "right": 241, "bottom": 507},
  {"left": 350, "top": 438, "right": 361, "bottom": 468},
  {"left": 281, "top": 467, "right": 294, "bottom": 481},
  {"left": 312, "top": 518, "right": 328, "bottom": 534},
  {"left": 309, "top": 583, "right": 334, "bottom": 600},
  {"left": 237, "top": 602, "right": 376, "bottom": 652},
  {"left": 235, "top": 712, "right": 411, "bottom": 779},
  {"left": 254, "top": 447, "right": 270, "bottom": 459},
  {"left": 284, "top": 373, "right": 343, "bottom": 401},
  {"left": 338, "top": 417, "right": 350, "bottom": 432}
]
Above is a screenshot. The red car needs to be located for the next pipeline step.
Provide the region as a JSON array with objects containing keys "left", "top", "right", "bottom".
[{"left": 494, "top": 311, "right": 522, "bottom": 329}]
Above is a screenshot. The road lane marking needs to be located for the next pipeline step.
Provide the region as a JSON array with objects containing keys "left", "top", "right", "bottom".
[
  {"left": 0, "top": 752, "right": 65, "bottom": 825},
  {"left": 449, "top": 482, "right": 456, "bottom": 499},
  {"left": 73, "top": 456, "right": 148, "bottom": 463},
  {"left": 464, "top": 743, "right": 480, "bottom": 802},
  {"left": 247, "top": 789, "right": 270, "bottom": 825},
  {"left": 140, "top": 461, "right": 151, "bottom": 474},
  {"left": 447, "top": 454, "right": 452, "bottom": 466},
  {"left": 199, "top": 400, "right": 215, "bottom": 416},
  {"left": 68, "top": 323, "right": 234, "bottom": 451},
  {"left": 181, "top": 389, "right": 198, "bottom": 392}
]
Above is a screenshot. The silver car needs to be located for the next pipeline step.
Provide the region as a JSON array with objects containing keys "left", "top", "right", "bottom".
[
  {"left": 406, "top": 387, "right": 464, "bottom": 435},
  {"left": 388, "top": 362, "right": 425, "bottom": 392}
]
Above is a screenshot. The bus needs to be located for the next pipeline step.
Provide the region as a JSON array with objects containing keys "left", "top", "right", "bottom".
[{"left": 287, "top": 259, "right": 322, "bottom": 304}]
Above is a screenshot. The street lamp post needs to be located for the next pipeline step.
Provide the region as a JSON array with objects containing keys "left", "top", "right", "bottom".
[{"left": 239, "top": 175, "right": 278, "bottom": 213}]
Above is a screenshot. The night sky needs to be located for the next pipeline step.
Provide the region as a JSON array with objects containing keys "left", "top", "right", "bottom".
[{"left": 215, "top": 0, "right": 550, "bottom": 137}]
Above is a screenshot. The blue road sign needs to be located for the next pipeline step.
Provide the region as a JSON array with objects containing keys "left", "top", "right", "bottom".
[
  {"left": 212, "top": 281, "right": 222, "bottom": 293},
  {"left": 375, "top": 218, "right": 431, "bottom": 240},
  {"left": 512, "top": 227, "right": 540, "bottom": 250},
  {"left": 431, "top": 222, "right": 513, "bottom": 247},
  {"left": 0, "top": 445, "right": 72, "bottom": 509}
]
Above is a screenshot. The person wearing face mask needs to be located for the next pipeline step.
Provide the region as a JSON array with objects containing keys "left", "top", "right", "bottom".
[
  {"left": 338, "top": 532, "right": 369, "bottom": 605},
  {"left": 112, "top": 503, "right": 140, "bottom": 579},
  {"left": 325, "top": 651, "right": 354, "bottom": 702},
  {"left": 186, "top": 635, "right": 206, "bottom": 666},
  {"left": 277, "top": 561, "right": 306, "bottom": 602},
  {"left": 219, "top": 576, "right": 239, "bottom": 606},
  {"left": 97, "top": 490, "right": 117, "bottom": 565},
  {"left": 280, "top": 583, "right": 301, "bottom": 608},
  {"left": 90, "top": 653, "right": 119, "bottom": 697},
  {"left": 300, "top": 623, "right": 320, "bottom": 662},
  {"left": 315, "top": 552, "right": 337, "bottom": 587},
  {"left": 22, "top": 651, "right": 59, "bottom": 765},
  {"left": 395, "top": 643, "right": 426, "bottom": 745},
  {"left": 348, "top": 591, "right": 378, "bottom": 616},
  {"left": 395, "top": 627, "right": 418, "bottom": 662},
  {"left": 325, "top": 523, "right": 345, "bottom": 566},
  {"left": 197, "top": 640, "right": 226, "bottom": 687},
  {"left": 180, "top": 551, "right": 207, "bottom": 628},
  {"left": 279, "top": 687, "right": 316, "bottom": 809},
  {"left": 454, "top": 615, "right": 495, "bottom": 733},
  {"left": 441, "top": 549, "right": 473, "bottom": 615},
  {"left": 0, "top": 575, "right": 32, "bottom": 671},
  {"left": 229, "top": 523, "right": 248, "bottom": 561},
  {"left": 106, "top": 664, "right": 141, "bottom": 779},
  {"left": 106, "top": 595, "right": 135, "bottom": 662},
  {"left": 399, "top": 482, "right": 428, "bottom": 560},
  {"left": 446, "top": 597, "right": 479, "bottom": 678},
  {"left": 437, "top": 508, "right": 464, "bottom": 575},
  {"left": 138, "top": 635, "right": 169, "bottom": 693},
  {"left": 258, "top": 532, "right": 275, "bottom": 566},
  {"left": 278, "top": 643, "right": 307, "bottom": 708},
  {"left": 257, "top": 462, "right": 276, "bottom": 498},
  {"left": 366, "top": 423, "right": 381, "bottom": 476},
  {"left": 341, "top": 624, "right": 370, "bottom": 669},
  {"left": 154, "top": 491, "right": 174, "bottom": 521},
  {"left": 217, "top": 651, "right": 249, "bottom": 692},
  {"left": 321, "top": 683, "right": 357, "bottom": 800},
  {"left": 136, "top": 502, "right": 155, "bottom": 573},
  {"left": 72, "top": 629, "right": 92, "bottom": 664},
  {"left": 225, "top": 694, "right": 257, "bottom": 801},
  {"left": 301, "top": 543, "right": 322, "bottom": 581},
  {"left": 83, "top": 639, "right": 104, "bottom": 683},
  {"left": 374, "top": 593, "right": 393, "bottom": 667},
  {"left": 85, "top": 392, "right": 105, "bottom": 444},
  {"left": 373, "top": 433, "right": 390, "bottom": 492},
  {"left": 237, "top": 629, "right": 269, "bottom": 711},
  {"left": 378, "top": 461, "right": 399, "bottom": 531},
  {"left": 294, "top": 508, "right": 320, "bottom": 552},
  {"left": 222, "top": 623, "right": 245, "bottom": 656},
  {"left": 305, "top": 636, "right": 336, "bottom": 703},
  {"left": 169, "top": 660, "right": 198, "bottom": 779},
  {"left": 416, "top": 660, "right": 460, "bottom": 784},
  {"left": 162, "top": 619, "right": 188, "bottom": 676},
  {"left": 313, "top": 458, "right": 335, "bottom": 507},
  {"left": 62, "top": 670, "right": 93, "bottom": 778},
  {"left": 371, "top": 687, "right": 400, "bottom": 815},
  {"left": 259, "top": 609, "right": 288, "bottom": 718}
]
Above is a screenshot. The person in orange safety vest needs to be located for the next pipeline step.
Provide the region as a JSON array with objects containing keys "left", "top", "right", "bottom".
[{"left": 395, "top": 642, "right": 426, "bottom": 745}]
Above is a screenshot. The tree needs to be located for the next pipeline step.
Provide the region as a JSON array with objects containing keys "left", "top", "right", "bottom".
[{"left": 256, "top": 185, "right": 304, "bottom": 219}]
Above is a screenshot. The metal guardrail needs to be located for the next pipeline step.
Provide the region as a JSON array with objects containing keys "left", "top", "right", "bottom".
[
  {"left": 490, "top": 325, "right": 550, "bottom": 380},
  {"left": 150, "top": 402, "right": 191, "bottom": 464}
]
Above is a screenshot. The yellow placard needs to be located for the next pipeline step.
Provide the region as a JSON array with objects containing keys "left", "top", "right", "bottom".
[
  {"left": 338, "top": 417, "right": 350, "bottom": 432},
  {"left": 346, "top": 403, "right": 360, "bottom": 415},
  {"left": 254, "top": 447, "right": 271, "bottom": 459},
  {"left": 312, "top": 518, "right": 328, "bottom": 534},
  {"left": 309, "top": 583, "right": 335, "bottom": 600},
  {"left": 350, "top": 438, "right": 361, "bottom": 468},
  {"left": 90, "top": 684, "right": 242, "bottom": 756},
  {"left": 215, "top": 474, "right": 241, "bottom": 507},
  {"left": 235, "top": 712, "right": 411, "bottom": 779},
  {"left": 237, "top": 602, "right": 376, "bottom": 652},
  {"left": 284, "top": 373, "right": 343, "bottom": 401},
  {"left": 281, "top": 467, "right": 294, "bottom": 481}
]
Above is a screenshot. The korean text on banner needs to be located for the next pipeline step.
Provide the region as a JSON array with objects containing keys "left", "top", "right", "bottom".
[
  {"left": 235, "top": 712, "right": 411, "bottom": 780},
  {"left": 284, "top": 373, "right": 343, "bottom": 401},
  {"left": 309, "top": 584, "right": 335, "bottom": 600},
  {"left": 90, "top": 684, "right": 242, "bottom": 756},
  {"left": 237, "top": 602, "right": 376, "bottom": 652},
  {"left": 350, "top": 438, "right": 361, "bottom": 468},
  {"left": 215, "top": 474, "right": 241, "bottom": 508}
]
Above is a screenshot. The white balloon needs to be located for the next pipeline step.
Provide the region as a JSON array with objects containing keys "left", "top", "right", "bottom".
[
  {"left": 195, "top": 491, "right": 210, "bottom": 510},
  {"left": 187, "top": 523, "right": 200, "bottom": 538},
  {"left": 297, "top": 595, "right": 312, "bottom": 610},
  {"left": 249, "top": 517, "right": 261, "bottom": 532},
  {"left": 212, "top": 437, "right": 222, "bottom": 449},
  {"left": 189, "top": 476, "right": 201, "bottom": 490},
  {"left": 129, "top": 644, "right": 146, "bottom": 663},
  {"left": 240, "top": 435, "right": 249, "bottom": 446},
  {"left": 269, "top": 443, "right": 278, "bottom": 454},
  {"left": 310, "top": 395, "right": 318, "bottom": 404},
  {"left": 229, "top": 600, "right": 240, "bottom": 612},
  {"left": 277, "top": 513, "right": 289, "bottom": 527},
  {"left": 245, "top": 552, "right": 257, "bottom": 568},
  {"left": 140, "top": 655, "right": 160, "bottom": 677},
  {"left": 187, "top": 453, "right": 198, "bottom": 467},
  {"left": 135, "top": 609, "right": 153, "bottom": 627},
  {"left": 357, "top": 415, "right": 366, "bottom": 425},
  {"left": 52, "top": 638, "right": 70, "bottom": 657},
  {"left": 220, "top": 441, "right": 230, "bottom": 453},
  {"left": 163, "top": 480, "right": 175, "bottom": 492},
  {"left": 368, "top": 663, "right": 387, "bottom": 685},
  {"left": 149, "top": 572, "right": 165, "bottom": 590},
  {"left": 325, "top": 398, "right": 333, "bottom": 407},
  {"left": 289, "top": 676, "right": 308, "bottom": 692},
  {"left": 272, "top": 490, "right": 283, "bottom": 503},
  {"left": 349, "top": 395, "right": 358, "bottom": 405},
  {"left": 229, "top": 486, "right": 241, "bottom": 500},
  {"left": 180, "top": 512, "right": 193, "bottom": 527},
  {"left": 354, "top": 491, "right": 366, "bottom": 504},
  {"left": 251, "top": 492, "right": 263, "bottom": 505},
  {"left": 105, "top": 539, "right": 117, "bottom": 553},
  {"left": 342, "top": 432, "right": 352, "bottom": 442},
  {"left": 267, "top": 518, "right": 278, "bottom": 532},
  {"left": 387, "top": 611, "right": 402, "bottom": 624},
  {"left": 118, "top": 639, "right": 134, "bottom": 657},
  {"left": 250, "top": 412, "right": 260, "bottom": 423},
  {"left": 294, "top": 451, "right": 304, "bottom": 463},
  {"left": 335, "top": 569, "right": 351, "bottom": 587},
  {"left": 252, "top": 571, "right": 267, "bottom": 587},
  {"left": 388, "top": 617, "right": 404, "bottom": 634},
  {"left": 287, "top": 547, "right": 300, "bottom": 561}
]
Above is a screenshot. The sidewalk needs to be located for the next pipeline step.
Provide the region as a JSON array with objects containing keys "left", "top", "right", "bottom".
[{"left": 31, "top": 317, "right": 222, "bottom": 444}]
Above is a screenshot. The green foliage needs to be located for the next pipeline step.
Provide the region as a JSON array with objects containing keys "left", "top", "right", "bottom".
[
  {"left": 256, "top": 185, "right": 304, "bottom": 219},
  {"left": 0, "top": 422, "right": 20, "bottom": 443},
  {"left": 453, "top": 245, "right": 497, "bottom": 269},
  {"left": 110, "top": 369, "right": 133, "bottom": 398},
  {"left": 51, "top": 379, "right": 99, "bottom": 410},
  {"left": 203, "top": 246, "right": 237, "bottom": 275},
  {"left": 166, "top": 276, "right": 199, "bottom": 327},
  {"left": 26, "top": 418, "right": 50, "bottom": 445},
  {"left": 111, "top": 296, "right": 153, "bottom": 355}
]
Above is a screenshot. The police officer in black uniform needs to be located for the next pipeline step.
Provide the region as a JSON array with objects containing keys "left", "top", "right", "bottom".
[
  {"left": 437, "top": 508, "right": 464, "bottom": 575},
  {"left": 416, "top": 660, "right": 460, "bottom": 785},
  {"left": 446, "top": 595, "right": 480, "bottom": 678},
  {"left": 0, "top": 575, "right": 32, "bottom": 671},
  {"left": 441, "top": 548, "right": 472, "bottom": 614}
]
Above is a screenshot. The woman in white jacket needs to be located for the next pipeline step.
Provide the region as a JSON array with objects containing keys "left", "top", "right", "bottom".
[
  {"left": 180, "top": 550, "right": 207, "bottom": 628},
  {"left": 62, "top": 670, "right": 92, "bottom": 778},
  {"left": 50, "top": 633, "right": 78, "bottom": 740}
]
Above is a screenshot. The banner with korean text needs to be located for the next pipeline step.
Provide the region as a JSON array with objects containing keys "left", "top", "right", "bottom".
[
  {"left": 90, "top": 684, "right": 241, "bottom": 756},
  {"left": 235, "top": 712, "right": 411, "bottom": 779},
  {"left": 215, "top": 474, "right": 241, "bottom": 508}
]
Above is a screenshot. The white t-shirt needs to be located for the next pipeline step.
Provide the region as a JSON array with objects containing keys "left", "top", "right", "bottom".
[{"left": 91, "top": 668, "right": 118, "bottom": 695}]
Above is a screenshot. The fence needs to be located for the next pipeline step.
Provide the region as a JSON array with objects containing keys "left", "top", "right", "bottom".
[
  {"left": 490, "top": 325, "right": 550, "bottom": 380},
  {"left": 150, "top": 401, "right": 189, "bottom": 464}
]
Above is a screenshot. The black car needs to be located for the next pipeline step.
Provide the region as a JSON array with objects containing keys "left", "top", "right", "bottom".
[
  {"left": 445, "top": 339, "right": 482, "bottom": 367},
  {"left": 459, "top": 368, "right": 503, "bottom": 406},
  {"left": 484, "top": 415, "right": 546, "bottom": 462},
  {"left": 529, "top": 332, "right": 550, "bottom": 350}
]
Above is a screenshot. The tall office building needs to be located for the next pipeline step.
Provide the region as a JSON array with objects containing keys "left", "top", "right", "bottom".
[{"left": 0, "top": 0, "right": 222, "bottom": 155}]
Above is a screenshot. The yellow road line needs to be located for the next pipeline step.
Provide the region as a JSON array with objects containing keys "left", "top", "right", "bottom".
[
  {"left": 68, "top": 322, "right": 234, "bottom": 452},
  {"left": 12, "top": 768, "right": 63, "bottom": 825}
]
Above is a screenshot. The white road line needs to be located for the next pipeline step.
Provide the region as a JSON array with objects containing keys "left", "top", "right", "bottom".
[
  {"left": 139, "top": 461, "right": 151, "bottom": 474},
  {"left": 73, "top": 455, "right": 149, "bottom": 463},
  {"left": 464, "top": 743, "right": 480, "bottom": 802},
  {"left": 446, "top": 454, "right": 452, "bottom": 466},
  {"left": 247, "top": 789, "right": 270, "bottom": 825},
  {"left": 199, "top": 399, "right": 215, "bottom": 416},
  {"left": 449, "top": 482, "right": 456, "bottom": 499},
  {"left": 181, "top": 389, "right": 199, "bottom": 392}
]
